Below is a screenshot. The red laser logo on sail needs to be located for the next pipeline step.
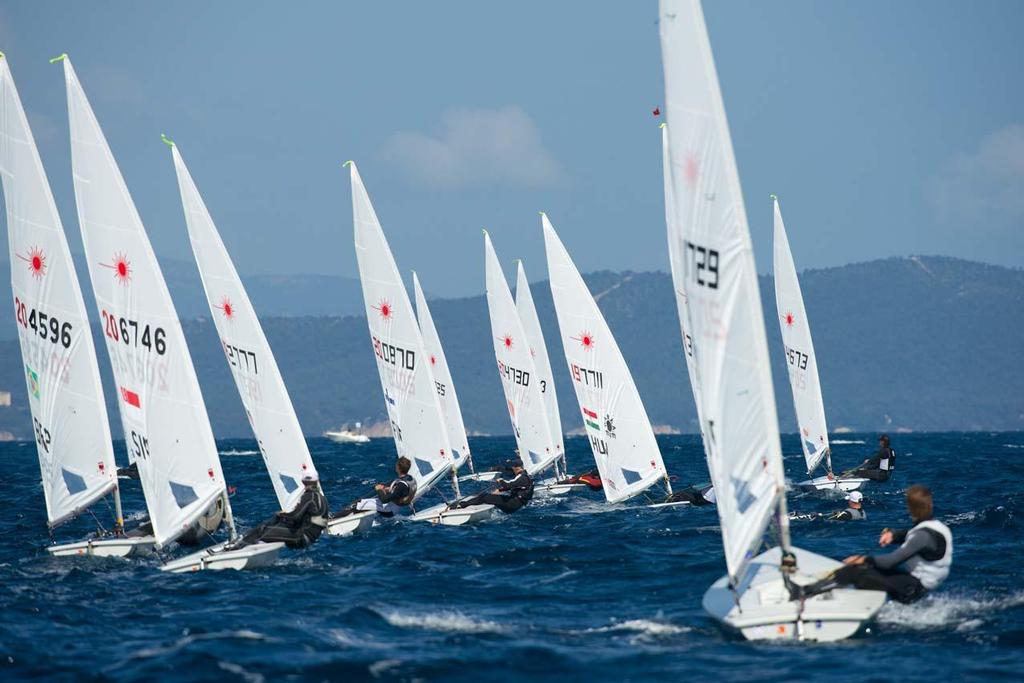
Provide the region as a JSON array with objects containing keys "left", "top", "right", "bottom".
[
  {"left": 101, "top": 252, "right": 132, "bottom": 285},
  {"left": 499, "top": 334, "right": 513, "bottom": 350},
  {"left": 572, "top": 331, "right": 595, "bottom": 351},
  {"left": 18, "top": 247, "right": 47, "bottom": 279},
  {"left": 429, "top": 355, "right": 436, "bottom": 366},
  {"left": 784, "top": 312, "right": 795, "bottom": 327},
  {"left": 216, "top": 297, "right": 235, "bottom": 321},
  {"left": 373, "top": 299, "right": 392, "bottom": 320}
]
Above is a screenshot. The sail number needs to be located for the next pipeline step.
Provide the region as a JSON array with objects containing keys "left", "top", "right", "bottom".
[
  {"left": 434, "top": 380, "right": 447, "bottom": 397},
  {"left": 224, "top": 342, "right": 258, "bottom": 374},
  {"left": 14, "top": 297, "right": 73, "bottom": 348},
  {"left": 373, "top": 336, "right": 415, "bottom": 370},
  {"left": 785, "top": 345, "right": 809, "bottom": 370},
  {"left": 570, "top": 363, "right": 604, "bottom": 389},
  {"left": 684, "top": 241, "right": 719, "bottom": 289},
  {"left": 497, "top": 360, "right": 530, "bottom": 387},
  {"left": 101, "top": 310, "right": 166, "bottom": 355},
  {"left": 33, "top": 417, "right": 52, "bottom": 453}
]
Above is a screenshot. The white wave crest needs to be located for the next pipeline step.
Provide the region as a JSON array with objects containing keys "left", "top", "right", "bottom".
[
  {"left": 879, "top": 591, "right": 1024, "bottom": 630},
  {"left": 219, "top": 449, "right": 259, "bottom": 456},
  {"left": 584, "top": 618, "right": 690, "bottom": 637},
  {"left": 831, "top": 439, "right": 866, "bottom": 445},
  {"left": 380, "top": 609, "right": 507, "bottom": 634},
  {"left": 1003, "top": 444, "right": 1024, "bottom": 449}
]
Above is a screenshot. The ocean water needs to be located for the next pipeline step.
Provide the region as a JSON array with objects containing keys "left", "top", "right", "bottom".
[{"left": 1, "top": 432, "right": 1022, "bottom": 682}]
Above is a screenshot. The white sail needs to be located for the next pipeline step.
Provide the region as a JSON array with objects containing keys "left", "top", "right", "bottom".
[
  {"left": 483, "top": 232, "right": 559, "bottom": 475},
  {"left": 541, "top": 215, "right": 667, "bottom": 503},
  {"left": 660, "top": 0, "right": 787, "bottom": 583},
  {"left": 412, "top": 271, "right": 471, "bottom": 470},
  {"left": 0, "top": 56, "right": 118, "bottom": 527},
  {"left": 514, "top": 261, "right": 564, "bottom": 458},
  {"left": 170, "top": 142, "right": 316, "bottom": 511},
  {"left": 773, "top": 197, "right": 830, "bottom": 475},
  {"left": 61, "top": 57, "right": 226, "bottom": 547},
  {"left": 349, "top": 162, "right": 452, "bottom": 498}
]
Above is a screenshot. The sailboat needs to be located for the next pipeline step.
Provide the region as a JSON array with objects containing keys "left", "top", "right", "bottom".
[
  {"left": 659, "top": 0, "right": 885, "bottom": 640},
  {"left": 773, "top": 196, "right": 866, "bottom": 493},
  {"left": 541, "top": 215, "right": 675, "bottom": 504},
  {"left": 483, "top": 232, "right": 572, "bottom": 492},
  {"left": 0, "top": 55, "right": 148, "bottom": 557},
  {"left": 167, "top": 140, "right": 371, "bottom": 538},
  {"left": 57, "top": 55, "right": 281, "bottom": 571},
  {"left": 348, "top": 161, "right": 492, "bottom": 526},
  {"left": 514, "top": 261, "right": 591, "bottom": 495},
  {"left": 412, "top": 272, "right": 474, "bottom": 476}
]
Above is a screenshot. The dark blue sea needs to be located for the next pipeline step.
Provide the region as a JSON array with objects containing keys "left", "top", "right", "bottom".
[{"left": 1, "top": 432, "right": 1022, "bottom": 682}]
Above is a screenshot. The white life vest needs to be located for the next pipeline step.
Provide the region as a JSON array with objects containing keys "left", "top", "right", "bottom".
[
  {"left": 880, "top": 448, "right": 894, "bottom": 471},
  {"left": 902, "top": 519, "right": 953, "bottom": 590}
]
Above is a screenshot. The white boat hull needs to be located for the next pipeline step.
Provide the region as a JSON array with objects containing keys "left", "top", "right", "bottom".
[
  {"left": 323, "top": 432, "right": 370, "bottom": 444},
  {"left": 160, "top": 540, "right": 284, "bottom": 573},
  {"left": 325, "top": 510, "right": 376, "bottom": 537},
  {"left": 458, "top": 471, "right": 501, "bottom": 483},
  {"left": 535, "top": 478, "right": 588, "bottom": 496},
  {"left": 703, "top": 546, "right": 886, "bottom": 642},
  {"left": 47, "top": 535, "right": 155, "bottom": 558},
  {"left": 409, "top": 502, "right": 494, "bottom": 526},
  {"left": 646, "top": 499, "right": 693, "bottom": 510},
  {"left": 796, "top": 475, "right": 868, "bottom": 492}
]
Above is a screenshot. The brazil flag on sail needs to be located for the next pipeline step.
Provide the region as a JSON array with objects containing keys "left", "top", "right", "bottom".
[{"left": 25, "top": 364, "right": 40, "bottom": 399}]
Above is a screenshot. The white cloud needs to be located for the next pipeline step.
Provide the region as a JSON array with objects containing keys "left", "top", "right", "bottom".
[
  {"left": 929, "top": 124, "right": 1024, "bottom": 228},
  {"left": 381, "top": 106, "right": 566, "bottom": 189}
]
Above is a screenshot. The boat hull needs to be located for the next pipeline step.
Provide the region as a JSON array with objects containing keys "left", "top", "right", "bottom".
[
  {"left": 796, "top": 475, "right": 868, "bottom": 492},
  {"left": 47, "top": 536, "right": 155, "bottom": 558},
  {"left": 703, "top": 546, "right": 886, "bottom": 642},
  {"left": 535, "top": 478, "right": 588, "bottom": 496},
  {"left": 325, "top": 510, "right": 376, "bottom": 537},
  {"left": 160, "top": 540, "right": 284, "bottom": 573},
  {"left": 409, "top": 502, "right": 494, "bottom": 526},
  {"left": 458, "top": 471, "right": 501, "bottom": 483}
]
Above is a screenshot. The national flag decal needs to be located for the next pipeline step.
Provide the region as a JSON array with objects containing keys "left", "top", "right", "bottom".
[
  {"left": 25, "top": 365, "right": 40, "bottom": 399},
  {"left": 582, "top": 407, "right": 600, "bottom": 431},
  {"left": 120, "top": 387, "right": 140, "bottom": 408}
]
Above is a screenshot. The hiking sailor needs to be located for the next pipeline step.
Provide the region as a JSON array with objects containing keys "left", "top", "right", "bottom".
[
  {"left": 453, "top": 461, "right": 533, "bottom": 514},
  {"left": 852, "top": 434, "right": 895, "bottom": 482},
  {"left": 335, "top": 456, "right": 417, "bottom": 518},
  {"left": 795, "top": 484, "right": 952, "bottom": 603},
  {"left": 235, "top": 473, "right": 329, "bottom": 549},
  {"left": 830, "top": 490, "right": 867, "bottom": 521}
]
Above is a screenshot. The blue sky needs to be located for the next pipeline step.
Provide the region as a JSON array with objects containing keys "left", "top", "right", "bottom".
[{"left": 2, "top": 1, "right": 1021, "bottom": 297}]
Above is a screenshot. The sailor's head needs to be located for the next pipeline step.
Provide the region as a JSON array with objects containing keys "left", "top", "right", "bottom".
[
  {"left": 395, "top": 456, "right": 411, "bottom": 476},
  {"left": 510, "top": 462, "right": 525, "bottom": 474},
  {"left": 302, "top": 473, "right": 319, "bottom": 487},
  {"left": 846, "top": 491, "right": 863, "bottom": 508},
  {"left": 879, "top": 434, "right": 890, "bottom": 447},
  {"left": 906, "top": 484, "right": 933, "bottom": 523}
]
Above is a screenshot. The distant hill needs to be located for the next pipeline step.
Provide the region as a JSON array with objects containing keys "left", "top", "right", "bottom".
[{"left": 0, "top": 256, "right": 1021, "bottom": 439}]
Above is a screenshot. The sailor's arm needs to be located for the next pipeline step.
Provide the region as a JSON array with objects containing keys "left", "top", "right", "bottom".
[{"left": 870, "top": 532, "right": 931, "bottom": 570}]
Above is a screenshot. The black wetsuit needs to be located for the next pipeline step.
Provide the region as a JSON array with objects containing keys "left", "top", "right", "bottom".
[
  {"left": 240, "top": 486, "right": 329, "bottom": 549},
  {"left": 459, "top": 471, "right": 534, "bottom": 514},
  {"left": 802, "top": 523, "right": 949, "bottom": 603},
  {"left": 665, "top": 484, "right": 715, "bottom": 506},
  {"left": 853, "top": 446, "right": 895, "bottom": 482}
]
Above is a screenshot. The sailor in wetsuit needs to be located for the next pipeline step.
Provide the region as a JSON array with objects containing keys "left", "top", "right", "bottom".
[
  {"left": 663, "top": 483, "right": 716, "bottom": 506},
  {"left": 236, "top": 474, "right": 329, "bottom": 549},
  {"left": 829, "top": 490, "right": 867, "bottom": 521},
  {"left": 558, "top": 467, "right": 603, "bottom": 491},
  {"left": 795, "top": 484, "right": 953, "bottom": 603},
  {"left": 852, "top": 434, "right": 896, "bottom": 482},
  {"left": 334, "top": 456, "right": 418, "bottom": 518},
  {"left": 453, "top": 462, "right": 533, "bottom": 514}
]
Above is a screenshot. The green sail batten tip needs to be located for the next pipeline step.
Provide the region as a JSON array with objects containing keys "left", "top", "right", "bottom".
[
  {"left": 49, "top": 53, "right": 68, "bottom": 64},
  {"left": 160, "top": 134, "right": 175, "bottom": 148},
  {"left": 659, "top": 122, "right": 667, "bottom": 129},
  {"left": 343, "top": 160, "right": 354, "bottom": 168},
  {"left": 0, "top": 52, "right": 5, "bottom": 60},
  {"left": 769, "top": 193, "right": 778, "bottom": 200}
]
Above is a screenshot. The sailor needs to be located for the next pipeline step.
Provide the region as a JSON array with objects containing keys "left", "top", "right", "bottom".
[
  {"left": 830, "top": 490, "right": 867, "bottom": 520},
  {"left": 852, "top": 434, "right": 895, "bottom": 482},
  {"left": 235, "top": 474, "right": 329, "bottom": 549},
  {"left": 664, "top": 483, "right": 716, "bottom": 506},
  {"left": 453, "top": 462, "right": 534, "bottom": 514},
  {"left": 558, "top": 467, "right": 604, "bottom": 491},
  {"left": 334, "top": 456, "right": 417, "bottom": 518},
  {"left": 794, "top": 484, "right": 952, "bottom": 603}
]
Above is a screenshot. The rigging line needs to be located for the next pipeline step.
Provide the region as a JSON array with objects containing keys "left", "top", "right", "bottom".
[{"left": 87, "top": 507, "right": 107, "bottom": 536}]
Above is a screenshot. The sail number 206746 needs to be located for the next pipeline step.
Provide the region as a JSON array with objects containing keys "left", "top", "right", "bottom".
[{"left": 101, "top": 310, "right": 166, "bottom": 355}]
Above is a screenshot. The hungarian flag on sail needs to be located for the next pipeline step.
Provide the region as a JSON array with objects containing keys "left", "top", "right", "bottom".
[
  {"left": 120, "top": 387, "right": 140, "bottom": 408},
  {"left": 582, "top": 407, "right": 600, "bottom": 431}
]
